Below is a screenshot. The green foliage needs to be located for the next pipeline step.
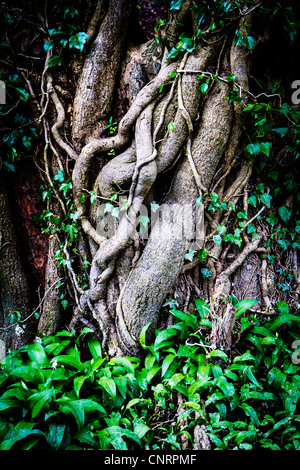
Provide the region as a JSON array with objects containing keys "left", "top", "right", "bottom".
[
  {"left": 43, "top": 7, "right": 89, "bottom": 67},
  {"left": 1, "top": 300, "right": 299, "bottom": 450}
]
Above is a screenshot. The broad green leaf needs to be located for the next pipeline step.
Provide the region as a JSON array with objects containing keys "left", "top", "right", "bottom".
[
  {"left": 195, "top": 299, "right": 210, "bottom": 319},
  {"left": 266, "top": 313, "right": 300, "bottom": 331},
  {"left": 246, "top": 142, "right": 260, "bottom": 156},
  {"left": 98, "top": 376, "right": 116, "bottom": 399},
  {"left": 11, "top": 366, "right": 44, "bottom": 384},
  {"left": 74, "top": 375, "right": 87, "bottom": 398},
  {"left": 201, "top": 268, "right": 212, "bottom": 278},
  {"left": 226, "top": 73, "right": 235, "bottom": 82},
  {"left": 154, "top": 328, "right": 178, "bottom": 350},
  {"left": 29, "top": 389, "right": 55, "bottom": 418},
  {"left": 125, "top": 398, "right": 152, "bottom": 410},
  {"left": 259, "top": 192, "right": 272, "bottom": 207},
  {"left": 139, "top": 322, "right": 153, "bottom": 349},
  {"left": 243, "top": 366, "right": 260, "bottom": 387},
  {"left": 167, "top": 47, "right": 179, "bottom": 59},
  {"left": 48, "top": 55, "right": 62, "bottom": 67},
  {"left": 78, "top": 398, "right": 106, "bottom": 416},
  {"left": 161, "top": 354, "right": 176, "bottom": 377},
  {"left": 170, "top": 309, "right": 198, "bottom": 330},
  {"left": 56, "top": 398, "right": 85, "bottom": 430},
  {"left": 188, "top": 377, "right": 211, "bottom": 395},
  {"left": 87, "top": 337, "right": 102, "bottom": 359},
  {"left": 214, "top": 376, "right": 235, "bottom": 397},
  {"left": 133, "top": 419, "right": 150, "bottom": 439},
  {"left": 233, "top": 350, "right": 256, "bottom": 363},
  {"left": 207, "top": 350, "right": 229, "bottom": 361},
  {"left": 235, "top": 299, "right": 258, "bottom": 318},
  {"left": 51, "top": 355, "right": 85, "bottom": 372},
  {"left": 108, "top": 426, "right": 141, "bottom": 448},
  {"left": 276, "top": 301, "right": 289, "bottom": 315},
  {"left": 109, "top": 357, "right": 135, "bottom": 374},
  {"left": 0, "top": 429, "right": 44, "bottom": 450},
  {"left": 28, "top": 343, "right": 47, "bottom": 365}
]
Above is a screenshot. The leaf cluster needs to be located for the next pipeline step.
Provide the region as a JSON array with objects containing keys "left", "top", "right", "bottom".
[{"left": 0, "top": 299, "right": 299, "bottom": 450}]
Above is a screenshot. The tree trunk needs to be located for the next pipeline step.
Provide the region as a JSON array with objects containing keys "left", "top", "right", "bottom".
[{"left": 1, "top": 0, "right": 299, "bottom": 356}]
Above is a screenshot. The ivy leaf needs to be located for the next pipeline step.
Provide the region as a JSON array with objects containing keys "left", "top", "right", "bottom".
[
  {"left": 247, "top": 195, "right": 257, "bottom": 207},
  {"left": 15, "top": 87, "right": 29, "bottom": 102},
  {"left": 226, "top": 73, "right": 235, "bottom": 82},
  {"left": 170, "top": 0, "right": 183, "bottom": 10},
  {"left": 201, "top": 268, "right": 212, "bottom": 278},
  {"left": 213, "top": 234, "right": 222, "bottom": 246},
  {"left": 259, "top": 192, "right": 272, "bottom": 208},
  {"left": 48, "top": 55, "right": 63, "bottom": 68},
  {"left": 246, "top": 142, "right": 261, "bottom": 156},
  {"left": 272, "top": 127, "right": 289, "bottom": 137},
  {"left": 43, "top": 40, "right": 54, "bottom": 51},
  {"left": 69, "top": 32, "right": 89, "bottom": 51},
  {"left": 278, "top": 206, "right": 292, "bottom": 223},
  {"left": 259, "top": 142, "right": 272, "bottom": 156},
  {"left": 167, "top": 47, "right": 179, "bottom": 59},
  {"left": 245, "top": 35, "right": 256, "bottom": 50},
  {"left": 200, "top": 82, "right": 209, "bottom": 94}
]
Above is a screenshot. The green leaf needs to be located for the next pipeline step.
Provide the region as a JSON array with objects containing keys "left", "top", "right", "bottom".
[
  {"left": 69, "top": 32, "right": 89, "bottom": 51},
  {"left": 201, "top": 268, "right": 212, "bottom": 278},
  {"left": 28, "top": 342, "right": 47, "bottom": 364},
  {"left": 247, "top": 195, "right": 257, "bottom": 207},
  {"left": 109, "top": 357, "right": 135, "bottom": 374},
  {"left": 266, "top": 313, "right": 300, "bottom": 331},
  {"left": 259, "top": 142, "right": 272, "bottom": 156},
  {"left": 15, "top": 87, "right": 29, "bottom": 101},
  {"left": 213, "top": 234, "right": 222, "bottom": 245},
  {"left": 56, "top": 398, "right": 85, "bottom": 430},
  {"left": 188, "top": 377, "right": 211, "bottom": 395},
  {"left": 0, "top": 428, "right": 44, "bottom": 450},
  {"left": 246, "top": 35, "right": 255, "bottom": 50},
  {"left": 98, "top": 376, "right": 116, "bottom": 399},
  {"left": 272, "top": 127, "right": 289, "bottom": 137},
  {"left": 171, "top": 309, "right": 198, "bottom": 330},
  {"left": 167, "top": 47, "right": 179, "bottom": 59},
  {"left": 139, "top": 322, "right": 153, "bottom": 350},
  {"left": 278, "top": 206, "right": 292, "bottom": 223},
  {"left": 214, "top": 376, "right": 235, "bottom": 397},
  {"left": 207, "top": 350, "right": 229, "bottom": 361},
  {"left": 233, "top": 350, "right": 256, "bottom": 363},
  {"left": 246, "top": 142, "right": 260, "bottom": 156},
  {"left": 170, "top": 0, "right": 183, "bottom": 10},
  {"left": 259, "top": 192, "right": 272, "bottom": 208},
  {"left": 154, "top": 328, "right": 178, "bottom": 350},
  {"left": 29, "top": 389, "right": 55, "bottom": 418},
  {"left": 43, "top": 40, "right": 54, "bottom": 51},
  {"left": 48, "top": 55, "right": 63, "bottom": 67},
  {"left": 87, "top": 337, "right": 102, "bottom": 359},
  {"left": 195, "top": 299, "right": 210, "bottom": 319},
  {"left": 51, "top": 355, "right": 85, "bottom": 371},
  {"left": 226, "top": 74, "right": 236, "bottom": 82},
  {"left": 276, "top": 301, "right": 289, "bottom": 315},
  {"left": 200, "top": 82, "right": 209, "bottom": 94},
  {"left": 74, "top": 376, "right": 87, "bottom": 398},
  {"left": 162, "top": 354, "right": 176, "bottom": 377},
  {"left": 235, "top": 299, "right": 258, "bottom": 318},
  {"left": 11, "top": 366, "right": 43, "bottom": 384},
  {"left": 45, "top": 423, "right": 66, "bottom": 450}
]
